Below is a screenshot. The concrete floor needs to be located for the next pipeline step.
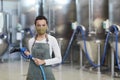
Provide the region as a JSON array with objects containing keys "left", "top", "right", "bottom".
[{"left": 0, "top": 60, "right": 119, "bottom": 80}]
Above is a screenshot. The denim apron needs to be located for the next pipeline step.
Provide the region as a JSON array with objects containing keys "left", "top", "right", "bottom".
[{"left": 26, "top": 43, "right": 55, "bottom": 80}]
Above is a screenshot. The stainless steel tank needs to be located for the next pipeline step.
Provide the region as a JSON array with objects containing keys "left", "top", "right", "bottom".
[
  {"left": 109, "top": 0, "right": 120, "bottom": 58},
  {"left": 43, "top": 0, "right": 75, "bottom": 39},
  {"left": 18, "top": 0, "right": 37, "bottom": 49},
  {"left": 20, "top": 0, "right": 109, "bottom": 63},
  {"left": 76, "top": 0, "right": 108, "bottom": 63},
  {"left": 0, "top": 12, "right": 9, "bottom": 56},
  {"left": 43, "top": 0, "right": 78, "bottom": 62},
  {"left": 20, "top": 0, "right": 78, "bottom": 62}
]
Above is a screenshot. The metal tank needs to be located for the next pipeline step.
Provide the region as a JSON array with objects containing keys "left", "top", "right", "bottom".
[
  {"left": 0, "top": 12, "right": 9, "bottom": 57},
  {"left": 43, "top": 0, "right": 75, "bottom": 38},
  {"left": 15, "top": 0, "right": 46, "bottom": 50},
  {"left": 76, "top": 0, "right": 108, "bottom": 64},
  {"left": 19, "top": 0, "right": 109, "bottom": 64},
  {"left": 20, "top": 0, "right": 79, "bottom": 62},
  {"left": 43, "top": 0, "right": 78, "bottom": 62},
  {"left": 109, "top": 0, "right": 120, "bottom": 61},
  {"left": 18, "top": 0, "right": 37, "bottom": 49}
]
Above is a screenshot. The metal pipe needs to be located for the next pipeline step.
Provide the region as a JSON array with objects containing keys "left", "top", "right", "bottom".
[
  {"left": 75, "top": 0, "right": 81, "bottom": 25},
  {"left": 80, "top": 46, "right": 83, "bottom": 69},
  {"left": 39, "top": 0, "right": 44, "bottom": 16},
  {"left": 89, "top": 0, "right": 94, "bottom": 32},
  {"left": 1, "top": 0, "right": 3, "bottom": 11},
  {"left": 111, "top": 48, "right": 114, "bottom": 77},
  {"left": 96, "top": 40, "right": 101, "bottom": 73}
]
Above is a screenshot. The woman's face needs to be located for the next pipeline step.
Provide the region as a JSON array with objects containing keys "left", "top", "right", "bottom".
[{"left": 35, "top": 19, "right": 48, "bottom": 35}]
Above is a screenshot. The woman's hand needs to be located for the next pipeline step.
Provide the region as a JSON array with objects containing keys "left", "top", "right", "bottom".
[
  {"left": 24, "top": 50, "right": 30, "bottom": 56},
  {"left": 33, "top": 58, "right": 45, "bottom": 66}
]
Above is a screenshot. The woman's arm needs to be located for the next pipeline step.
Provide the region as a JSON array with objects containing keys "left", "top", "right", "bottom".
[{"left": 44, "top": 36, "right": 62, "bottom": 65}]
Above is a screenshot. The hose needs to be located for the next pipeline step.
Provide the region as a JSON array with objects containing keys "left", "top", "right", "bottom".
[
  {"left": 80, "top": 26, "right": 110, "bottom": 67},
  {"left": 115, "top": 27, "right": 120, "bottom": 69},
  {"left": 62, "top": 26, "right": 110, "bottom": 67},
  {"left": 110, "top": 25, "right": 120, "bottom": 70},
  {"left": 20, "top": 48, "right": 47, "bottom": 80},
  {"left": 62, "top": 29, "right": 78, "bottom": 63}
]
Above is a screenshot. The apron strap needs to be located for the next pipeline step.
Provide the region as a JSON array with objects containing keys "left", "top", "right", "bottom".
[{"left": 32, "top": 34, "right": 49, "bottom": 49}]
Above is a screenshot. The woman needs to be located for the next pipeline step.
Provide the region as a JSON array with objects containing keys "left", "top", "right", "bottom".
[{"left": 25, "top": 15, "right": 62, "bottom": 80}]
